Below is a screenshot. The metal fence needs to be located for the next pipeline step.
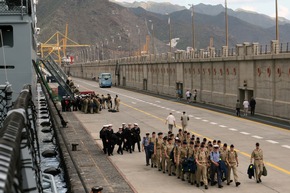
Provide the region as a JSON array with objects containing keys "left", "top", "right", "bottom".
[{"left": 0, "top": 0, "right": 29, "bottom": 15}]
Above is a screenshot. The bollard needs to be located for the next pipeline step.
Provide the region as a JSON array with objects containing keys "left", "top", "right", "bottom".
[
  {"left": 91, "top": 186, "right": 103, "bottom": 193},
  {"left": 71, "top": 143, "right": 79, "bottom": 151}
]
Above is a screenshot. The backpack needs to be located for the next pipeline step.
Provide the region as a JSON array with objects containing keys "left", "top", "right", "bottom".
[
  {"left": 182, "top": 157, "right": 196, "bottom": 173},
  {"left": 170, "top": 146, "right": 176, "bottom": 164}
]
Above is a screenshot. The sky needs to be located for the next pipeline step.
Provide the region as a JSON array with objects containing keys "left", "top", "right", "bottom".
[{"left": 115, "top": 0, "right": 290, "bottom": 20}]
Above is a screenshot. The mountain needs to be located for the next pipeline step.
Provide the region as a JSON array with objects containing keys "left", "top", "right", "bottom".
[
  {"left": 37, "top": 0, "right": 169, "bottom": 59},
  {"left": 37, "top": 0, "right": 290, "bottom": 56},
  {"left": 111, "top": 0, "right": 186, "bottom": 14},
  {"left": 194, "top": 3, "right": 290, "bottom": 28}
]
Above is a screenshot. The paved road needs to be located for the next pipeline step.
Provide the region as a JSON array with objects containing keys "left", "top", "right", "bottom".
[{"left": 72, "top": 77, "right": 290, "bottom": 193}]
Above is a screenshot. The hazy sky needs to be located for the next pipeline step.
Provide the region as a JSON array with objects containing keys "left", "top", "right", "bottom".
[{"left": 115, "top": 0, "right": 290, "bottom": 19}]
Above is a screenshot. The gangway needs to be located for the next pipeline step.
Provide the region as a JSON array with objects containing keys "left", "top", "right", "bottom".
[{"left": 34, "top": 58, "right": 74, "bottom": 99}]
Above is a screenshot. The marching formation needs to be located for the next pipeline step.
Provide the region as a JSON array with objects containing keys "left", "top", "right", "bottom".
[{"left": 142, "top": 129, "right": 265, "bottom": 190}]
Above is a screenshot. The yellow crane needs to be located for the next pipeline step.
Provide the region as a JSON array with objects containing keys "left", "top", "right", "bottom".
[{"left": 40, "top": 24, "right": 90, "bottom": 65}]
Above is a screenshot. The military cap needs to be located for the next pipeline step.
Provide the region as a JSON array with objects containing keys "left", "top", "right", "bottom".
[
  {"left": 178, "top": 129, "right": 182, "bottom": 132},
  {"left": 108, "top": 124, "right": 113, "bottom": 127},
  {"left": 190, "top": 141, "right": 194, "bottom": 145},
  {"left": 146, "top": 132, "right": 150, "bottom": 135},
  {"left": 200, "top": 144, "right": 205, "bottom": 148},
  {"left": 152, "top": 132, "right": 156, "bottom": 134},
  {"left": 213, "top": 144, "right": 219, "bottom": 148},
  {"left": 163, "top": 136, "right": 168, "bottom": 140},
  {"left": 158, "top": 132, "right": 163, "bottom": 135},
  {"left": 183, "top": 141, "right": 187, "bottom": 145},
  {"left": 122, "top": 123, "right": 126, "bottom": 125},
  {"left": 256, "top": 142, "right": 260, "bottom": 146},
  {"left": 223, "top": 143, "right": 227, "bottom": 147},
  {"left": 91, "top": 186, "right": 103, "bottom": 192},
  {"left": 134, "top": 123, "right": 138, "bottom": 126},
  {"left": 167, "top": 138, "right": 173, "bottom": 141},
  {"left": 177, "top": 139, "right": 181, "bottom": 143},
  {"left": 230, "top": 144, "right": 234, "bottom": 148},
  {"left": 103, "top": 125, "right": 108, "bottom": 127}
]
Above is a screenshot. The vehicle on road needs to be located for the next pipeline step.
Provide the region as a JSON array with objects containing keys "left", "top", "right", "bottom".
[{"left": 99, "top": 73, "right": 112, "bottom": 88}]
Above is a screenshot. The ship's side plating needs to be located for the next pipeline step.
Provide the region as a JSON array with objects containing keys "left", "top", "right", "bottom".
[{"left": 0, "top": 0, "right": 38, "bottom": 99}]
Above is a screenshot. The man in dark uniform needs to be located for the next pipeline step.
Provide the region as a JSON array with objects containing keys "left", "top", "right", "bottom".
[
  {"left": 132, "top": 123, "right": 141, "bottom": 152},
  {"left": 116, "top": 127, "right": 124, "bottom": 155},
  {"left": 250, "top": 97, "right": 256, "bottom": 115},
  {"left": 100, "top": 125, "right": 108, "bottom": 154},
  {"left": 106, "top": 124, "right": 114, "bottom": 156},
  {"left": 124, "top": 123, "right": 133, "bottom": 153}
]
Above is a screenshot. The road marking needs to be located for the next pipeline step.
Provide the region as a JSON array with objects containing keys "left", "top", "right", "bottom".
[
  {"left": 282, "top": 145, "right": 290, "bottom": 149},
  {"left": 166, "top": 108, "right": 170, "bottom": 110},
  {"left": 189, "top": 115, "right": 194, "bottom": 117},
  {"left": 229, "top": 128, "right": 237, "bottom": 131},
  {"left": 252, "top": 135, "right": 263, "bottom": 139},
  {"left": 131, "top": 102, "right": 136, "bottom": 104},
  {"left": 195, "top": 117, "right": 201, "bottom": 120},
  {"left": 75, "top": 78, "right": 290, "bottom": 176},
  {"left": 210, "top": 122, "right": 217, "bottom": 125},
  {"left": 202, "top": 120, "right": 209, "bottom": 122},
  {"left": 120, "top": 101, "right": 290, "bottom": 176},
  {"left": 267, "top": 140, "right": 279, "bottom": 144},
  {"left": 219, "top": 125, "right": 227, "bottom": 128},
  {"left": 176, "top": 111, "right": 181, "bottom": 114},
  {"left": 156, "top": 101, "right": 161, "bottom": 103},
  {"left": 240, "top": 132, "right": 250, "bottom": 135}
]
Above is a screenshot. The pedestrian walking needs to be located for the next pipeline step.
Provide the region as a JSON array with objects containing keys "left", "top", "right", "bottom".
[
  {"left": 250, "top": 143, "right": 264, "bottom": 183},
  {"left": 185, "top": 90, "right": 191, "bottom": 103},
  {"left": 226, "top": 144, "right": 241, "bottom": 187},
  {"left": 180, "top": 111, "right": 189, "bottom": 132},
  {"left": 116, "top": 127, "right": 124, "bottom": 155},
  {"left": 243, "top": 99, "right": 249, "bottom": 116},
  {"left": 193, "top": 89, "right": 197, "bottom": 103},
  {"left": 210, "top": 145, "right": 223, "bottom": 188},
  {"left": 132, "top": 123, "right": 141, "bottom": 152},
  {"left": 250, "top": 97, "right": 256, "bottom": 115},
  {"left": 236, "top": 99, "right": 241, "bottom": 117},
  {"left": 165, "top": 113, "right": 176, "bottom": 132},
  {"left": 142, "top": 132, "right": 151, "bottom": 166}
]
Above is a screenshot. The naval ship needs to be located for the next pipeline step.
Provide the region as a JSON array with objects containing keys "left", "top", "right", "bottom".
[{"left": 0, "top": 1, "right": 70, "bottom": 192}]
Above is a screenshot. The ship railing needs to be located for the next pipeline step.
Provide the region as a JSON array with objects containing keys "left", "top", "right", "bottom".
[
  {"left": 0, "top": 85, "right": 47, "bottom": 193},
  {"left": 42, "top": 173, "right": 58, "bottom": 193},
  {"left": 0, "top": 0, "right": 30, "bottom": 15}
]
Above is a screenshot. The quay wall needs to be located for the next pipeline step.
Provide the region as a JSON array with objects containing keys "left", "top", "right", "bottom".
[{"left": 65, "top": 43, "right": 290, "bottom": 119}]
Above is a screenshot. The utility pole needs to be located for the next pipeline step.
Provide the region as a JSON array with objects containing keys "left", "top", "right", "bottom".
[{"left": 225, "top": 0, "right": 229, "bottom": 47}]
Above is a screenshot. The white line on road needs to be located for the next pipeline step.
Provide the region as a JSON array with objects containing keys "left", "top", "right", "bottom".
[
  {"left": 266, "top": 140, "right": 279, "bottom": 144},
  {"left": 282, "top": 145, "right": 290, "bottom": 149},
  {"left": 210, "top": 122, "right": 217, "bottom": 125},
  {"left": 219, "top": 125, "right": 227, "bottom": 128},
  {"left": 240, "top": 132, "right": 250, "bottom": 135},
  {"left": 176, "top": 111, "right": 181, "bottom": 114},
  {"left": 171, "top": 109, "right": 175, "bottom": 111},
  {"left": 229, "top": 128, "right": 237, "bottom": 131},
  {"left": 155, "top": 101, "right": 161, "bottom": 103},
  {"left": 131, "top": 102, "right": 136, "bottom": 104},
  {"left": 166, "top": 108, "right": 171, "bottom": 110},
  {"left": 202, "top": 120, "right": 209, "bottom": 122},
  {"left": 188, "top": 115, "right": 194, "bottom": 117},
  {"left": 195, "top": 117, "right": 201, "bottom": 120},
  {"left": 252, "top": 135, "right": 263, "bottom": 139}
]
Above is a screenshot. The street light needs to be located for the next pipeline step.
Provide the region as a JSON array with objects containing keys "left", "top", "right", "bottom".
[
  {"left": 136, "top": 25, "right": 141, "bottom": 56},
  {"left": 166, "top": 13, "right": 172, "bottom": 53},
  {"left": 188, "top": 4, "right": 195, "bottom": 50},
  {"left": 225, "top": 0, "right": 229, "bottom": 47},
  {"left": 148, "top": 20, "right": 155, "bottom": 55},
  {"left": 275, "top": 0, "right": 279, "bottom": 41}
]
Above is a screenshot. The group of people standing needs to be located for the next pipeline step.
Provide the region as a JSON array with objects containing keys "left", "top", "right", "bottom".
[
  {"left": 236, "top": 97, "right": 256, "bottom": 117},
  {"left": 61, "top": 93, "right": 121, "bottom": 113},
  {"left": 142, "top": 129, "right": 264, "bottom": 190},
  {"left": 99, "top": 123, "right": 141, "bottom": 156}
]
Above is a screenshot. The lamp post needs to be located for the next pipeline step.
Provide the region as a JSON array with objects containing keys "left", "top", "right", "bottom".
[
  {"left": 136, "top": 25, "right": 141, "bottom": 56},
  {"left": 225, "top": 0, "right": 229, "bottom": 47},
  {"left": 149, "top": 20, "right": 155, "bottom": 55},
  {"left": 167, "top": 14, "right": 172, "bottom": 53},
  {"left": 275, "top": 0, "right": 279, "bottom": 41},
  {"left": 189, "top": 4, "right": 195, "bottom": 50}
]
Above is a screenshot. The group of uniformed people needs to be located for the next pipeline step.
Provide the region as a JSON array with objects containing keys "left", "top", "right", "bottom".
[
  {"left": 142, "top": 129, "right": 264, "bottom": 189},
  {"left": 99, "top": 123, "right": 141, "bottom": 156},
  {"left": 61, "top": 93, "right": 121, "bottom": 113}
]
